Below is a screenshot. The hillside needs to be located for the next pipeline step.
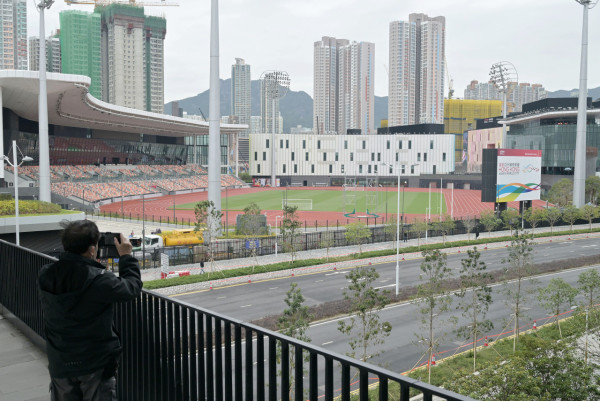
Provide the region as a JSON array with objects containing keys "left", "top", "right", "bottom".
[{"left": 165, "top": 84, "right": 600, "bottom": 132}]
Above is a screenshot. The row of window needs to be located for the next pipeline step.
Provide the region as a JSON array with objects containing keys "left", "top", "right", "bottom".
[
  {"left": 254, "top": 150, "right": 446, "bottom": 163},
  {"left": 254, "top": 163, "right": 419, "bottom": 175},
  {"left": 264, "top": 138, "right": 438, "bottom": 151}
]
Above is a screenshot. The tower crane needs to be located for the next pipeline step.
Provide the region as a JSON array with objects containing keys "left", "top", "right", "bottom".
[{"left": 65, "top": 0, "right": 178, "bottom": 6}]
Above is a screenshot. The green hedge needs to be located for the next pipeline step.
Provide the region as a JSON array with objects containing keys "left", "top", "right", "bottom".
[{"left": 0, "top": 200, "right": 62, "bottom": 216}]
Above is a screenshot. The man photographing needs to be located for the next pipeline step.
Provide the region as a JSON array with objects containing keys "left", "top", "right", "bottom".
[{"left": 38, "top": 220, "right": 143, "bottom": 401}]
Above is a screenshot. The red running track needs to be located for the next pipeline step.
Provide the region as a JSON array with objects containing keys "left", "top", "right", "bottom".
[{"left": 99, "top": 186, "right": 549, "bottom": 227}]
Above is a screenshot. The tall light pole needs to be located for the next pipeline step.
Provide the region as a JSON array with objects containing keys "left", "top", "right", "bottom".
[
  {"left": 573, "top": 0, "right": 597, "bottom": 207},
  {"left": 490, "top": 61, "right": 518, "bottom": 146},
  {"left": 275, "top": 215, "right": 282, "bottom": 255},
  {"left": 36, "top": 0, "right": 54, "bottom": 203},
  {"left": 3, "top": 141, "right": 33, "bottom": 246},
  {"left": 260, "top": 71, "right": 290, "bottom": 187},
  {"left": 208, "top": 0, "right": 222, "bottom": 238}
]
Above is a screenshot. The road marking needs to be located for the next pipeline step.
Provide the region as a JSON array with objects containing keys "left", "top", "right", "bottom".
[
  {"left": 322, "top": 341, "right": 333, "bottom": 346},
  {"left": 582, "top": 245, "right": 598, "bottom": 248},
  {"left": 240, "top": 304, "right": 252, "bottom": 308},
  {"left": 269, "top": 287, "right": 278, "bottom": 290},
  {"left": 325, "top": 272, "right": 341, "bottom": 276},
  {"left": 217, "top": 296, "right": 226, "bottom": 299},
  {"left": 375, "top": 284, "right": 396, "bottom": 290},
  {"left": 315, "top": 279, "right": 324, "bottom": 283}
]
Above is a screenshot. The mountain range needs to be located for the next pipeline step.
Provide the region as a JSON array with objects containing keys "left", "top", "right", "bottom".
[{"left": 165, "top": 80, "right": 600, "bottom": 132}]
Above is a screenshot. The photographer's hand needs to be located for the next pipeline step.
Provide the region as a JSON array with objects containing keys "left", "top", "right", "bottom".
[{"left": 114, "top": 233, "right": 133, "bottom": 257}]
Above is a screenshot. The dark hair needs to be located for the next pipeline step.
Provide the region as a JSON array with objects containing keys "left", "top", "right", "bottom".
[{"left": 61, "top": 220, "right": 100, "bottom": 255}]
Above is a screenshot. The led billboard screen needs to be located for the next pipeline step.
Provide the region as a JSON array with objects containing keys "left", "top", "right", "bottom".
[{"left": 496, "top": 149, "right": 542, "bottom": 203}]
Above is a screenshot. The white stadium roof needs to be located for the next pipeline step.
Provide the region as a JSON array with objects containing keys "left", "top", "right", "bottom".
[{"left": 0, "top": 70, "right": 247, "bottom": 137}]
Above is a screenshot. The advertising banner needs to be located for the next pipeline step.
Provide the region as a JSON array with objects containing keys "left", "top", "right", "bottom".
[{"left": 496, "top": 149, "right": 542, "bottom": 202}]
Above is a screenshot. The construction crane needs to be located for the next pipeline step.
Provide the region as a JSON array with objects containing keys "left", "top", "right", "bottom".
[
  {"left": 444, "top": 57, "right": 454, "bottom": 99},
  {"left": 65, "top": 0, "right": 178, "bottom": 6}
]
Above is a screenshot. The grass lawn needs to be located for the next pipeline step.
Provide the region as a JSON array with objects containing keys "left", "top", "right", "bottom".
[{"left": 174, "top": 189, "right": 446, "bottom": 215}]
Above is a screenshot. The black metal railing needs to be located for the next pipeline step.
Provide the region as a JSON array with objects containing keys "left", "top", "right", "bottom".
[{"left": 0, "top": 239, "right": 475, "bottom": 401}]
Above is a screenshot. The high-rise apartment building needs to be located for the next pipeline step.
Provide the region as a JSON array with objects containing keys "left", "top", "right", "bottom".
[
  {"left": 60, "top": 10, "right": 102, "bottom": 99},
  {"left": 313, "top": 36, "right": 374, "bottom": 135},
  {"left": 0, "top": 0, "right": 27, "bottom": 70},
  {"left": 389, "top": 13, "right": 445, "bottom": 126},
  {"left": 464, "top": 80, "right": 547, "bottom": 113},
  {"left": 29, "top": 35, "right": 61, "bottom": 73},
  {"left": 98, "top": 4, "right": 166, "bottom": 113},
  {"left": 231, "top": 58, "right": 251, "bottom": 137},
  {"left": 261, "top": 72, "right": 283, "bottom": 134}
]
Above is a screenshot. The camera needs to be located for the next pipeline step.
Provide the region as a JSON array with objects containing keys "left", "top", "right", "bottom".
[{"left": 97, "top": 232, "right": 121, "bottom": 259}]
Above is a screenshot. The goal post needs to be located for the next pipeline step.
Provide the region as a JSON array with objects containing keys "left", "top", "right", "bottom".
[{"left": 282, "top": 198, "right": 313, "bottom": 210}]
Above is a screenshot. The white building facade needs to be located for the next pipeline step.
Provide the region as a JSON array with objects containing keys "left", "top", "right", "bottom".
[
  {"left": 29, "top": 36, "right": 61, "bottom": 72},
  {"left": 249, "top": 133, "right": 455, "bottom": 179},
  {"left": 0, "top": 0, "right": 27, "bottom": 70},
  {"left": 389, "top": 14, "right": 445, "bottom": 127},
  {"left": 313, "top": 36, "right": 375, "bottom": 135}
]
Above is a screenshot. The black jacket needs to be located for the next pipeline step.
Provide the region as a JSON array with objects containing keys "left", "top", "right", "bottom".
[{"left": 38, "top": 252, "right": 143, "bottom": 378}]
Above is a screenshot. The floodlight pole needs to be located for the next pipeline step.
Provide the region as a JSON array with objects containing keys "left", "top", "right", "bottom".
[
  {"left": 5, "top": 141, "right": 33, "bottom": 246},
  {"left": 37, "top": 0, "right": 53, "bottom": 203},
  {"left": 573, "top": 0, "right": 593, "bottom": 207},
  {"left": 208, "top": 0, "right": 222, "bottom": 236}
]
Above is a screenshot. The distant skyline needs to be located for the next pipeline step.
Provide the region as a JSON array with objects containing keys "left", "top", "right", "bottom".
[{"left": 27, "top": 0, "right": 600, "bottom": 103}]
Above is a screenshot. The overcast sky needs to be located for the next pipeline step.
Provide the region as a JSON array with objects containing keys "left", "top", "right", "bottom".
[{"left": 28, "top": 0, "right": 600, "bottom": 103}]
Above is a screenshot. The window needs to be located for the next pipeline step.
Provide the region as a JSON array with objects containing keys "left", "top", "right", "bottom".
[
  {"left": 257, "top": 164, "right": 261, "bottom": 173},
  {"left": 417, "top": 153, "right": 421, "bottom": 162},
  {"left": 311, "top": 165, "right": 315, "bottom": 173},
  {"left": 430, "top": 140, "right": 434, "bottom": 149},
  {"left": 442, "top": 152, "right": 446, "bottom": 162},
  {"left": 294, "top": 164, "right": 297, "bottom": 173},
  {"left": 335, "top": 152, "right": 339, "bottom": 161},
  {"left": 286, "top": 139, "right": 289, "bottom": 149},
  {"left": 305, "top": 152, "right": 309, "bottom": 161},
  {"left": 410, "top": 165, "right": 414, "bottom": 174},
  {"left": 408, "top": 140, "right": 412, "bottom": 149},
  {"left": 396, "top": 153, "right": 399, "bottom": 162},
  {"left": 302, "top": 140, "right": 306, "bottom": 149},
  {"left": 433, "top": 165, "right": 436, "bottom": 174},
  {"left": 323, "top": 153, "right": 327, "bottom": 161},
  {"left": 402, "top": 165, "right": 406, "bottom": 174},
  {"left": 362, "top": 141, "right": 366, "bottom": 149},
  {"left": 399, "top": 140, "right": 403, "bottom": 149},
  {"left": 317, "top": 140, "right": 321, "bottom": 149},
  {"left": 377, "top": 153, "right": 381, "bottom": 162},
  {"left": 254, "top": 152, "right": 258, "bottom": 161},
  {"left": 374, "top": 165, "right": 378, "bottom": 174},
  {"left": 368, "top": 165, "right": 372, "bottom": 174},
  {"left": 371, "top": 152, "right": 375, "bottom": 162},
  {"left": 359, "top": 165, "right": 363, "bottom": 174},
  {"left": 389, "top": 166, "right": 393, "bottom": 174},
  {"left": 280, "top": 139, "right": 283, "bottom": 148},
  {"left": 291, "top": 152, "right": 295, "bottom": 161},
  {"left": 283, "top": 164, "right": 286, "bottom": 173},
  {"left": 263, "top": 152, "right": 267, "bottom": 161},
  {"left": 341, "top": 165, "right": 345, "bottom": 173},
  {"left": 344, "top": 140, "right": 348, "bottom": 149},
  {"left": 386, "top": 140, "right": 390, "bottom": 150},
  {"left": 266, "top": 139, "right": 269, "bottom": 148},
  {"left": 424, "top": 153, "right": 427, "bottom": 162},
  {"left": 350, "top": 152, "right": 354, "bottom": 161},
  {"left": 329, "top": 165, "right": 333, "bottom": 173}
]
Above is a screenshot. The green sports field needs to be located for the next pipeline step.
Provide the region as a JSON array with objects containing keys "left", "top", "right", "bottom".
[{"left": 175, "top": 189, "right": 446, "bottom": 215}]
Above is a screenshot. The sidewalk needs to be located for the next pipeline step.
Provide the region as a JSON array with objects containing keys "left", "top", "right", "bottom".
[{"left": 0, "top": 316, "right": 48, "bottom": 401}]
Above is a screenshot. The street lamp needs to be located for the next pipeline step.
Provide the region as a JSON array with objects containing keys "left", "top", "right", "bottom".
[
  {"left": 489, "top": 61, "right": 518, "bottom": 145},
  {"left": 573, "top": 0, "right": 598, "bottom": 207},
  {"left": 3, "top": 140, "right": 34, "bottom": 246}
]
